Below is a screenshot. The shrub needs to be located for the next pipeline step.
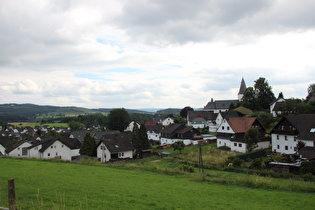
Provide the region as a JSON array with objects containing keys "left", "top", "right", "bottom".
[
  {"left": 232, "top": 158, "right": 244, "bottom": 168},
  {"left": 218, "top": 146, "right": 231, "bottom": 151},
  {"left": 178, "top": 164, "right": 195, "bottom": 173},
  {"left": 300, "top": 161, "right": 315, "bottom": 175},
  {"left": 249, "top": 158, "right": 264, "bottom": 169}
]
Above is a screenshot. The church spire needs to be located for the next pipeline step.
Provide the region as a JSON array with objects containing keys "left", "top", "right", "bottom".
[{"left": 238, "top": 77, "right": 246, "bottom": 100}]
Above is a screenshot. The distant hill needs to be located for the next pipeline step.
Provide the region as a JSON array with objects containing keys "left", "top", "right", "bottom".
[
  {"left": 0, "top": 103, "right": 151, "bottom": 122},
  {"left": 156, "top": 108, "right": 181, "bottom": 115}
]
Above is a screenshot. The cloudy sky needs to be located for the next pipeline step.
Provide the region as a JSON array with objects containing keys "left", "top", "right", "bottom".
[{"left": 1, "top": 0, "right": 314, "bottom": 109}]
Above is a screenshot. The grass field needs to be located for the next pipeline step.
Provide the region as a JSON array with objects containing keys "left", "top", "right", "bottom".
[
  {"left": 10, "top": 122, "right": 69, "bottom": 128},
  {"left": 1, "top": 158, "right": 315, "bottom": 209}
]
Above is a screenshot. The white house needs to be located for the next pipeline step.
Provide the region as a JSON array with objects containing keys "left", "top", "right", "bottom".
[
  {"left": 186, "top": 111, "right": 217, "bottom": 132},
  {"left": 217, "top": 117, "right": 269, "bottom": 153},
  {"left": 28, "top": 137, "right": 81, "bottom": 160},
  {"left": 145, "top": 124, "right": 163, "bottom": 144},
  {"left": 6, "top": 140, "right": 33, "bottom": 157},
  {"left": 162, "top": 116, "right": 175, "bottom": 126},
  {"left": 270, "top": 94, "right": 286, "bottom": 117},
  {"left": 160, "top": 124, "right": 201, "bottom": 146},
  {"left": 124, "top": 121, "right": 140, "bottom": 132},
  {"left": 270, "top": 114, "right": 315, "bottom": 154},
  {"left": 97, "top": 132, "right": 135, "bottom": 162}
]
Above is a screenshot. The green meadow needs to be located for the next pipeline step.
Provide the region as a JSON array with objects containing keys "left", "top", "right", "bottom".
[{"left": 0, "top": 158, "right": 314, "bottom": 209}]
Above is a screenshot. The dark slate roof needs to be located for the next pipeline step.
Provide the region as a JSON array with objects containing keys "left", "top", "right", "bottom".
[
  {"left": 29, "top": 137, "right": 81, "bottom": 152},
  {"left": 99, "top": 132, "right": 135, "bottom": 153},
  {"left": 145, "top": 124, "right": 163, "bottom": 133},
  {"left": 286, "top": 114, "right": 315, "bottom": 141},
  {"left": 299, "top": 147, "right": 315, "bottom": 159},
  {"left": 204, "top": 99, "right": 239, "bottom": 110},
  {"left": 161, "top": 124, "right": 184, "bottom": 134},
  {"left": 0, "top": 136, "right": 11, "bottom": 147},
  {"left": 238, "top": 77, "right": 246, "bottom": 95},
  {"left": 176, "top": 127, "right": 200, "bottom": 135},
  {"left": 187, "top": 111, "right": 217, "bottom": 122},
  {"left": 6, "top": 140, "right": 30, "bottom": 154},
  {"left": 220, "top": 110, "right": 243, "bottom": 119}
]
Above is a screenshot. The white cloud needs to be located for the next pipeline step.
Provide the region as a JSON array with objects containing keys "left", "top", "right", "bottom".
[{"left": 0, "top": 0, "right": 314, "bottom": 109}]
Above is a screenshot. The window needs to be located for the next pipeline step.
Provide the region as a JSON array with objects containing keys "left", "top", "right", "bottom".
[
  {"left": 285, "top": 146, "right": 288, "bottom": 150},
  {"left": 238, "top": 143, "right": 242, "bottom": 147},
  {"left": 48, "top": 153, "right": 50, "bottom": 157},
  {"left": 219, "top": 141, "right": 221, "bottom": 145},
  {"left": 285, "top": 136, "right": 288, "bottom": 140},
  {"left": 56, "top": 152, "right": 58, "bottom": 156},
  {"left": 222, "top": 126, "right": 225, "bottom": 130},
  {"left": 51, "top": 146, "right": 53, "bottom": 148},
  {"left": 62, "top": 145, "right": 64, "bottom": 148},
  {"left": 277, "top": 145, "right": 280, "bottom": 149},
  {"left": 277, "top": 135, "right": 279, "bottom": 140},
  {"left": 294, "top": 147, "right": 297, "bottom": 151},
  {"left": 234, "top": 143, "right": 237, "bottom": 146},
  {"left": 22, "top": 147, "right": 27, "bottom": 156},
  {"left": 54, "top": 145, "right": 56, "bottom": 148},
  {"left": 227, "top": 126, "right": 230, "bottom": 130}
]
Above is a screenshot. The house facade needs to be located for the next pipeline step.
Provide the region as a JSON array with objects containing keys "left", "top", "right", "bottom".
[
  {"left": 160, "top": 124, "right": 200, "bottom": 146},
  {"left": 6, "top": 140, "right": 33, "bottom": 157},
  {"left": 145, "top": 124, "right": 163, "bottom": 144},
  {"left": 97, "top": 132, "right": 135, "bottom": 162},
  {"left": 28, "top": 137, "right": 81, "bottom": 160},
  {"left": 186, "top": 111, "right": 217, "bottom": 132},
  {"left": 270, "top": 114, "right": 315, "bottom": 154},
  {"left": 217, "top": 117, "right": 268, "bottom": 153}
]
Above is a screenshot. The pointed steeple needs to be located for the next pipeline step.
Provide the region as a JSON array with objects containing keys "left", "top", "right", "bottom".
[{"left": 238, "top": 77, "right": 246, "bottom": 100}]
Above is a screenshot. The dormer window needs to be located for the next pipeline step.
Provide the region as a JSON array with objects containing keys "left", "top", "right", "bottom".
[{"left": 222, "top": 126, "right": 225, "bottom": 130}]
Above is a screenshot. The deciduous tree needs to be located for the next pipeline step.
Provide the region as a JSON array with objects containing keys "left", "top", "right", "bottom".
[
  {"left": 245, "top": 127, "right": 260, "bottom": 152},
  {"left": 172, "top": 141, "right": 185, "bottom": 154},
  {"left": 108, "top": 108, "right": 130, "bottom": 132}
]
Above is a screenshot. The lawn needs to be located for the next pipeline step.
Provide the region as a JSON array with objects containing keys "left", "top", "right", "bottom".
[{"left": 0, "top": 158, "right": 314, "bottom": 209}]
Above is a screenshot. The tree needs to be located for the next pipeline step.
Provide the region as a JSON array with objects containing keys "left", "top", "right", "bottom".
[
  {"left": 306, "top": 83, "right": 315, "bottom": 102},
  {"left": 79, "top": 131, "right": 96, "bottom": 156},
  {"left": 241, "top": 87, "right": 256, "bottom": 110},
  {"left": 180, "top": 106, "right": 194, "bottom": 119},
  {"left": 139, "top": 123, "right": 151, "bottom": 150},
  {"left": 254, "top": 77, "right": 276, "bottom": 111},
  {"left": 245, "top": 127, "right": 260, "bottom": 152},
  {"left": 172, "top": 141, "right": 185, "bottom": 154},
  {"left": 45, "top": 130, "right": 61, "bottom": 139},
  {"left": 108, "top": 108, "right": 130, "bottom": 132},
  {"left": 256, "top": 112, "right": 276, "bottom": 131},
  {"left": 296, "top": 140, "right": 306, "bottom": 152},
  {"left": 174, "top": 116, "right": 186, "bottom": 125},
  {"left": 132, "top": 123, "right": 141, "bottom": 157},
  {"left": 68, "top": 120, "right": 84, "bottom": 131}
]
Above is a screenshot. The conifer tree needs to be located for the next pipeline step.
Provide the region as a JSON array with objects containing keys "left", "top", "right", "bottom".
[{"left": 79, "top": 131, "right": 96, "bottom": 156}]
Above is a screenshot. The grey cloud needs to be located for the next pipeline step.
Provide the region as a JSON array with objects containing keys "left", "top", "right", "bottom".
[{"left": 115, "top": 0, "right": 315, "bottom": 45}]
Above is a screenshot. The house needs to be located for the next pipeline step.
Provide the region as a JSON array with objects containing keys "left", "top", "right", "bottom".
[
  {"left": 270, "top": 114, "right": 315, "bottom": 155},
  {"left": 160, "top": 124, "right": 200, "bottom": 146},
  {"left": 124, "top": 121, "right": 140, "bottom": 132},
  {"left": 217, "top": 117, "right": 268, "bottom": 153},
  {"left": 215, "top": 110, "right": 243, "bottom": 131},
  {"left": 186, "top": 111, "right": 218, "bottom": 132},
  {"left": 97, "top": 132, "right": 135, "bottom": 162},
  {"left": 162, "top": 115, "right": 175, "bottom": 126},
  {"left": 6, "top": 140, "right": 33, "bottom": 157},
  {"left": 203, "top": 98, "right": 239, "bottom": 113},
  {"left": 28, "top": 137, "right": 81, "bottom": 160},
  {"left": 145, "top": 124, "right": 163, "bottom": 144},
  {"left": 270, "top": 93, "right": 286, "bottom": 117}
]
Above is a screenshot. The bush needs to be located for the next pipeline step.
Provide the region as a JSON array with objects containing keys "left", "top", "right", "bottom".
[
  {"left": 232, "top": 158, "right": 244, "bottom": 168},
  {"left": 218, "top": 146, "right": 231, "bottom": 151},
  {"left": 178, "top": 164, "right": 195, "bottom": 173},
  {"left": 300, "top": 161, "right": 315, "bottom": 175},
  {"left": 249, "top": 158, "right": 264, "bottom": 169}
]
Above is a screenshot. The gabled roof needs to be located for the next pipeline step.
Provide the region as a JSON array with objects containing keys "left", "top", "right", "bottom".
[
  {"left": 0, "top": 136, "right": 11, "bottom": 147},
  {"left": 145, "top": 124, "right": 163, "bottom": 133},
  {"left": 299, "top": 147, "right": 315, "bottom": 159},
  {"left": 204, "top": 99, "right": 239, "bottom": 110},
  {"left": 29, "top": 137, "right": 81, "bottom": 152},
  {"left": 176, "top": 127, "right": 198, "bottom": 134},
  {"left": 233, "top": 106, "right": 253, "bottom": 115},
  {"left": 283, "top": 114, "right": 315, "bottom": 141},
  {"left": 145, "top": 121, "right": 157, "bottom": 126},
  {"left": 219, "top": 110, "right": 243, "bottom": 119},
  {"left": 187, "top": 111, "right": 217, "bottom": 121},
  {"left": 161, "top": 124, "right": 184, "bottom": 134},
  {"left": 227, "top": 117, "right": 257, "bottom": 133},
  {"left": 99, "top": 132, "right": 135, "bottom": 153},
  {"left": 6, "top": 140, "right": 31, "bottom": 154}
]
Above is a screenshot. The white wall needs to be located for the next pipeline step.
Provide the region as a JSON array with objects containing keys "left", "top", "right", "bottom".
[
  {"left": 217, "top": 139, "right": 231, "bottom": 148},
  {"left": 0, "top": 144, "right": 6, "bottom": 155},
  {"left": 230, "top": 141, "right": 246, "bottom": 153},
  {"left": 271, "top": 134, "right": 297, "bottom": 154},
  {"left": 147, "top": 131, "right": 160, "bottom": 142},
  {"left": 162, "top": 118, "right": 174, "bottom": 126},
  {"left": 41, "top": 140, "right": 73, "bottom": 160},
  {"left": 97, "top": 142, "right": 134, "bottom": 163},
  {"left": 8, "top": 142, "right": 32, "bottom": 157}
]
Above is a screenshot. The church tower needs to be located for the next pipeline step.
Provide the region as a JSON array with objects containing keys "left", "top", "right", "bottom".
[{"left": 238, "top": 77, "right": 246, "bottom": 100}]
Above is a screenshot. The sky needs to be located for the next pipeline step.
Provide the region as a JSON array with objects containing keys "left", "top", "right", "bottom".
[{"left": 0, "top": 0, "right": 315, "bottom": 109}]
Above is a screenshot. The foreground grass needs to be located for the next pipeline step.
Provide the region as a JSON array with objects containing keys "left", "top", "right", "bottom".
[{"left": 1, "top": 158, "right": 315, "bottom": 209}]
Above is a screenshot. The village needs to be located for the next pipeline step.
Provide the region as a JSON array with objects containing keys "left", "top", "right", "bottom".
[{"left": 1, "top": 78, "right": 315, "bottom": 175}]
